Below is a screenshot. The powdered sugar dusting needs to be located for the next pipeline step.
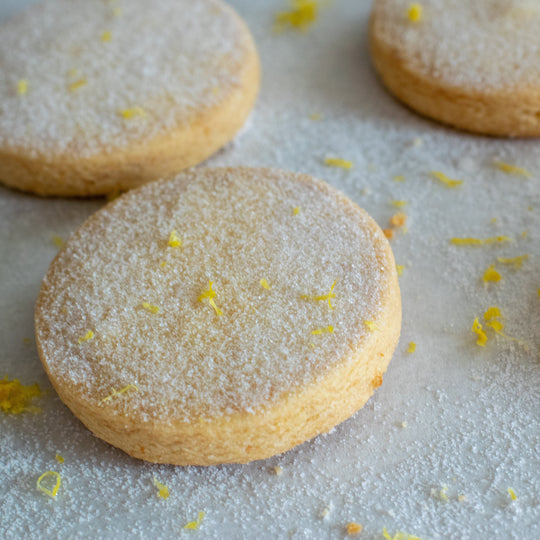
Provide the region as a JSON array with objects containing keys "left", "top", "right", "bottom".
[
  {"left": 35, "top": 168, "right": 392, "bottom": 421},
  {"left": 0, "top": 0, "right": 251, "bottom": 156},
  {"left": 373, "top": 0, "right": 540, "bottom": 90}
]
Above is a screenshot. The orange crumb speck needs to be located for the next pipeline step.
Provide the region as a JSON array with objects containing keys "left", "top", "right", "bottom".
[
  {"left": 372, "top": 371, "right": 383, "bottom": 388},
  {"left": 390, "top": 212, "right": 407, "bottom": 227},
  {"left": 0, "top": 376, "right": 41, "bottom": 414},
  {"left": 346, "top": 522, "right": 363, "bottom": 535},
  {"left": 383, "top": 229, "right": 394, "bottom": 240}
]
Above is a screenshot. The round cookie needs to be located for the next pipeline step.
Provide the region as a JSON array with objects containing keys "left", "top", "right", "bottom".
[
  {"left": 369, "top": 0, "right": 540, "bottom": 137},
  {"left": 0, "top": 0, "right": 259, "bottom": 196},
  {"left": 35, "top": 167, "right": 401, "bottom": 466}
]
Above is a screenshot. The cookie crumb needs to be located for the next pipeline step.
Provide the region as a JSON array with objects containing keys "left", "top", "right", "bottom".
[
  {"left": 390, "top": 212, "right": 407, "bottom": 227},
  {"left": 273, "top": 466, "right": 283, "bottom": 476},
  {"left": 346, "top": 522, "right": 363, "bottom": 535},
  {"left": 383, "top": 229, "right": 394, "bottom": 240}
]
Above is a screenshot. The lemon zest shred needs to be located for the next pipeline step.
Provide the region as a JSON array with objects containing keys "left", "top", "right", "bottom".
[
  {"left": 364, "top": 320, "right": 380, "bottom": 332},
  {"left": 538, "top": 289, "right": 540, "bottom": 299},
  {"left": 393, "top": 175, "right": 405, "bottom": 182},
  {"left": 0, "top": 376, "right": 41, "bottom": 414},
  {"left": 119, "top": 107, "right": 146, "bottom": 119},
  {"left": 483, "top": 307, "right": 518, "bottom": 341},
  {"left": 160, "top": 261, "right": 167, "bottom": 268},
  {"left": 450, "top": 236, "right": 512, "bottom": 246},
  {"left": 260, "top": 279, "right": 271, "bottom": 290},
  {"left": 51, "top": 235, "right": 64, "bottom": 248},
  {"left": 346, "top": 522, "right": 363, "bottom": 535},
  {"left": 483, "top": 265, "right": 502, "bottom": 283},
  {"left": 274, "top": 1, "right": 320, "bottom": 32},
  {"left": 396, "top": 265, "right": 405, "bottom": 276},
  {"left": 184, "top": 511, "right": 205, "bottom": 530},
  {"left": 301, "top": 280, "right": 337, "bottom": 309},
  {"left": 407, "top": 342, "right": 416, "bottom": 353},
  {"left": 55, "top": 454, "right": 64, "bottom": 464},
  {"left": 507, "top": 487, "right": 517, "bottom": 501},
  {"left": 325, "top": 157, "right": 353, "bottom": 169},
  {"left": 391, "top": 200, "right": 407, "bottom": 208},
  {"left": 382, "top": 527, "right": 425, "bottom": 540},
  {"left": 407, "top": 3, "right": 423, "bottom": 22},
  {"left": 37, "top": 471, "right": 61, "bottom": 498},
  {"left": 494, "top": 160, "right": 532, "bottom": 178},
  {"left": 496, "top": 255, "right": 529, "bottom": 269},
  {"left": 100, "top": 384, "right": 139, "bottom": 404},
  {"left": 153, "top": 477, "right": 170, "bottom": 500},
  {"left": 141, "top": 302, "right": 159, "bottom": 314},
  {"left": 431, "top": 171, "right": 463, "bottom": 188},
  {"left": 113, "top": 7, "right": 122, "bottom": 16},
  {"left": 309, "top": 112, "right": 321, "bottom": 121},
  {"left": 198, "top": 281, "right": 223, "bottom": 316},
  {"left": 101, "top": 30, "right": 112, "bottom": 42},
  {"left": 78, "top": 330, "right": 94, "bottom": 344},
  {"left": 168, "top": 230, "right": 182, "bottom": 248},
  {"left": 17, "top": 79, "right": 28, "bottom": 95},
  {"left": 311, "top": 326, "right": 334, "bottom": 335},
  {"left": 471, "top": 318, "right": 487, "bottom": 347},
  {"left": 68, "top": 78, "right": 87, "bottom": 91},
  {"left": 293, "top": 206, "right": 301, "bottom": 215}
]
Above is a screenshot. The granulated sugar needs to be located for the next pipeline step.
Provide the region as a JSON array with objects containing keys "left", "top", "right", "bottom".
[{"left": 1, "top": 0, "right": 539, "bottom": 538}]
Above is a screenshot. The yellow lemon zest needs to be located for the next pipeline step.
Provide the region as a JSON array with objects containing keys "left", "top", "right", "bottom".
[
  {"left": 37, "top": 471, "right": 61, "bottom": 498},
  {"left": 364, "top": 320, "right": 380, "bottom": 332},
  {"left": 451, "top": 236, "right": 512, "bottom": 246},
  {"left": 168, "top": 230, "right": 182, "bottom": 248},
  {"left": 51, "top": 235, "right": 64, "bottom": 248},
  {"left": 153, "top": 478, "right": 170, "bottom": 500},
  {"left": 325, "top": 157, "right": 353, "bottom": 169},
  {"left": 483, "top": 265, "right": 501, "bottom": 283},
  {"left": 471, "top": 318, "right": 487, "bottom": 347},
  {"left": 101, "top": 30, "right": 112, "bottom": 42},
  {"left": 393, "top": 175, "right": 405, "bottom": 182},
  {"left": 275, "top": 1, "right": 320, "bottom": 32},
  {"left": 68, "top": 78, "right": 87, "bottom": 91},
  {"left": 494, "top": 160, "right": 532, "bottom": 178},
  {"left": 391, "top": 200, "right": 407, "bottom": 208},
  {"left": 293, "top": 206, "right": 301, "bottom": 215},
  {"left": 78, "top": 330, "right": 94, "bottom": 344},
  {"left": 55, "top": 454, "right": 64, "bottom": 464},
  {"left": 198, "top": 281, "right": 223, "bottom": 316},
  {"left": 309, "top": 112, "right": 321, "bottom": 121},
  {"left": 0, "top": 376, "right": 41, "bottom": 414},
  {"left": 507, "top": 488, "right": 517, "bottom": 501},
  {"left": 301, "top": 280, "right": 337, "bottom": 309},
  {"left": 184, "top": 511, "right": 205, "bottom": 530},
  {"left": 396, "top": 265, "right": 405, "bottom": 276},
  {"left": 431, "top": 171, "right": 463, "bottom": 188},
  {"left": 407, "top": 3, "right": 423, "bottom": 22},
  {"left": 113, "top": 7, "right": 122, "bottom": 16},
  {"left": 141, "top": 302, "right": 159, "bottom": 314},
  {"left": 100, "top": 384, "right": 139, "bottom": 404},
  {"left": 17, "top": 79, "right": 28, "bottom": 95},
  {"left": 407, "top": 342, "right": 416, "bottom": 353},
  {"left": 383, "top": 527, "right": 425, "bottom": 540},
  {"left": 496, "top": 255, "right": 529, "bottom": 269},
  {"left": 311, "top": 326, "right": 334, "bottom": 335},
  {"left": 119, "top": 107, "right": 146, "bottom": 119},
  {"left": 260, "top": 279, "right": 271, "bottom": 290}
]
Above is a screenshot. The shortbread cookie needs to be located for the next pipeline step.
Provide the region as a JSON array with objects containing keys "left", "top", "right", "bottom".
[
  {"left": 369, "top": 0, "right": 540, "bottom": 136},
  {"left": 0, "top": 0, "right": 259, "bottom": 196},
  {"left": 35, "top": 167, "right": 401, "bottom": 465}
]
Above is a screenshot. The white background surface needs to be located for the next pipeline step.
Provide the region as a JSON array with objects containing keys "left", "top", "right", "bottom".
[{"left": 1, "top": 1, "right": 539, "bottom": 539}]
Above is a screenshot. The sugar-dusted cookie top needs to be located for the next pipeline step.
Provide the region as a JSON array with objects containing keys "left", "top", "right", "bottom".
[
  {"left": 372, "top": 0, "right": 540, "bottom": 91},
  {"left": 35, "top": 168, "right": 397, "bottom": 423},
  {"left": 0, "top": 0, "right": 259, "bottom": 195}
]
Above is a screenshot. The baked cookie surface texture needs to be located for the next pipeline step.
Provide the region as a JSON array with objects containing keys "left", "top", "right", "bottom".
[
  {"left": 35, "top": 167, "right": 401, "bottom": 465},
  {"left": 0, "top": 0, "right": 259, "bottom": 196},
  {"left": 369, "top": 0, "right": 540, "bottom": 136}
]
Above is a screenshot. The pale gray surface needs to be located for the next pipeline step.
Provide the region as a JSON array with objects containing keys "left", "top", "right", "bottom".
[{"left": 1, "top": 1, "right": 539, "bottom": 539}]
